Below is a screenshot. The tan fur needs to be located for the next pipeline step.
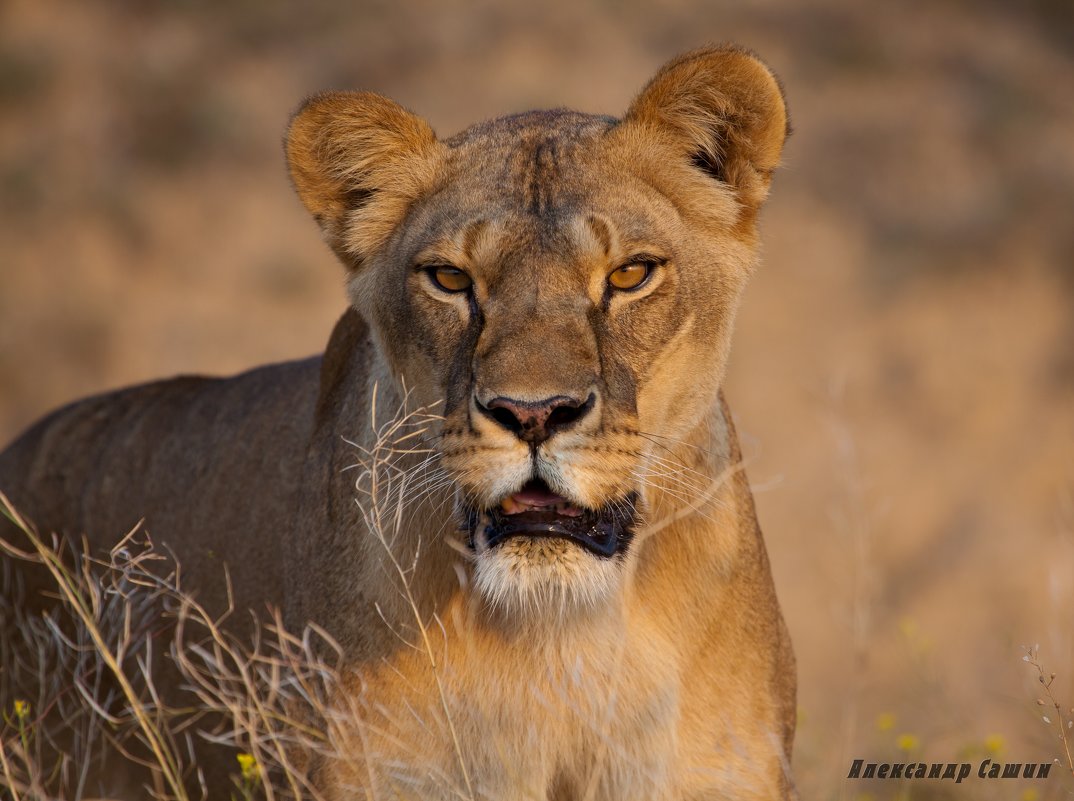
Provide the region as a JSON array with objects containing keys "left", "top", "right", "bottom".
[{"left": 0, "top": 45, "right": 795, "bottom": 799}]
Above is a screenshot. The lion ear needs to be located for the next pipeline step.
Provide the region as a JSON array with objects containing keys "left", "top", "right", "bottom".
[
  {"left": 624, "top": 46, "right": 790, "bottom": 210},
  {"left": 286, "top": 91, "right": 444, "bottom": 269}
]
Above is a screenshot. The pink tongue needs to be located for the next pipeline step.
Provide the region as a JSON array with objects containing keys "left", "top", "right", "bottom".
[
  {"left": 512, "top": 482, "right": 568, "bottom": 507},
  {"left": 501, "top": 481, "right": 583, "bottom": 516}
]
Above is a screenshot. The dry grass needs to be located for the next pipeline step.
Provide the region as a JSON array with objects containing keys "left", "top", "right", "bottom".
[
  {"left": 0, "top": 392, "right": 478, "bottom": 801},
  {"left": 0, "top": 490, "right": 337, "bottom": 800},
  {"left": 1024, "top": 646, "right": 1074, "bottom": 782}
]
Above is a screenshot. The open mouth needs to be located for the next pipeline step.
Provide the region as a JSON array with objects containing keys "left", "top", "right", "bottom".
[{"left": 467, "top": 479, "right": 638, "bottom": 558}]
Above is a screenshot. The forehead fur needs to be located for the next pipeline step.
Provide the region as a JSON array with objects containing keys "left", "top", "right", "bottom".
[
  {"left": 445, "top": 109, "right": 617, "bottom": 148},
  {"left": 442, "top": 110, "right": 628, "bottom": 216},
  {"left": 406, "top": 108, "right": 739, "bottom": 254}
]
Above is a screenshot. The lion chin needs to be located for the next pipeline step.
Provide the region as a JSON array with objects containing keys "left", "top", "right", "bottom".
[
  {"left": 464, "top": 477, "right": 640, "bottom": 616},
  {"left": 472, "top": 536, "right": 627, "bottom": 617}
]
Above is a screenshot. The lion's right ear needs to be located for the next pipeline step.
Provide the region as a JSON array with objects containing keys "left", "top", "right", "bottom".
[
  {"left": 623, "top": 46, "right": 790, "bottom": 218},
  {"left": 286, "top": 92, "right": 444, "bottom": 269}
]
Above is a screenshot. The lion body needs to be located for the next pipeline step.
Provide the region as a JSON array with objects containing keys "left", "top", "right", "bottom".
[
  {"left": 1, "top": 46, "right": 797, "bottom": 799},
  {"left": 0, "top": 359, "right": 316, "bottom": 617}
]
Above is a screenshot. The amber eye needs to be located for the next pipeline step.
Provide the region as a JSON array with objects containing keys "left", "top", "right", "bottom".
[
  {"left": 607, "top": 261, "right": 654, "bottom": 291},
  {"left": 427, "top": 265, "right": 473, "bottom": 293}
]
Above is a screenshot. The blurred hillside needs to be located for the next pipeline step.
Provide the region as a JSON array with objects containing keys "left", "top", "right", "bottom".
[{"left": 1, "top": 1, "right": 1073, "bottom": 798}]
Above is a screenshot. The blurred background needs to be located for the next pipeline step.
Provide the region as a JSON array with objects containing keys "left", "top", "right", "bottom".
[{"left": 1, "top": 1, "right": 1072, "bottom": 798}]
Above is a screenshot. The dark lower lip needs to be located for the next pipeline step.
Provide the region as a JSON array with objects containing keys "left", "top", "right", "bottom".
[{"left": 470, "top": 493, "right": 639, "bottom": 558}]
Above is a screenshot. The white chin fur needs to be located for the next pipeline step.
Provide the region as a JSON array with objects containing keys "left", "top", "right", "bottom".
[{"left": 472, "top": 537, "right": 624, "bottom": 617}]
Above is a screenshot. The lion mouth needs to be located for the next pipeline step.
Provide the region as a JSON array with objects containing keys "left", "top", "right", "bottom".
[{"left": 468, "top": 479, "right": 638, "bottom": 558}]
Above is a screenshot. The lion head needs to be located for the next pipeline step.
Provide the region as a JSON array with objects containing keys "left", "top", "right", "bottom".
[{"left": 285, "top": 46, "right": 788, "bottom": 616}]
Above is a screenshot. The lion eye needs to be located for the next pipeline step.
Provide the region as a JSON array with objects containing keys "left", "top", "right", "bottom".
[
  {"left": 607, "top": 261, "right": 654, "bottom": 291},
  {"left": 427, "top": 265, "right": 473, "bottom": 293}
]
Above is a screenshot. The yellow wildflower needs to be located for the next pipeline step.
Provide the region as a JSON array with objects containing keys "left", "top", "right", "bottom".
[
  {"left": 13, "top": 699, "right": 30, "bottom": 720},
  {"left": 875, "top": 712, "right": 895, "bottom": 732},
  {"left": 983, "top": 733, "right": 1004, "bottom": 754},
  {"left": 1021, "top": 789, "right": 1039, "bottom": 801},
  {"left": 896, "top": 733, "right": 920, "bottom": 752},
  {"left": 236, "top": 752, "right": 258, "bottom": 781}
]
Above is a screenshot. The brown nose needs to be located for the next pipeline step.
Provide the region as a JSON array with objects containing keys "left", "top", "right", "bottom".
[{"left": 477, "top": 393, "right": 595, "bottom": 445}]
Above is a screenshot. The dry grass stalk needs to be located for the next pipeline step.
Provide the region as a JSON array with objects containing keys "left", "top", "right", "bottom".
[
  {"left": 0, "top": 388, "right": 480, "bottom": 800},
  {"left": 343, "top": 383, "right": 476, "bottom": 801},
  {"left": 1024, "top": 645, "right": 1074, "bottom": 780}
]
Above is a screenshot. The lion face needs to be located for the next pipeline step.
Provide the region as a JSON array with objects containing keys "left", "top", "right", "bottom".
[{"left": 286, "top": 48, "right": 788, "bottom": 615}]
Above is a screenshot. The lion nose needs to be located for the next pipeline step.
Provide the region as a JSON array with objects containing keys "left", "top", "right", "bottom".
[{"left": 477, "top": 393, "right": 595, "bottom": 445}]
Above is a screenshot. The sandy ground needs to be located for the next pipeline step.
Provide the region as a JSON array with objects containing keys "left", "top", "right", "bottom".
[{"left": 1, "top": 1, "right": 1073, "bottom": 798}]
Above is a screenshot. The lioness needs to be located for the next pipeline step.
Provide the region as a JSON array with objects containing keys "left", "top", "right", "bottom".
[{"left": 1, "top": 46, "right": 795, "bottom": 799}]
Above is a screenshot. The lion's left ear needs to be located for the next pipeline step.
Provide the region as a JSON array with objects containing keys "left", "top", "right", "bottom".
[
  {"left": 624, "top": 45, "right": 790, "bottom": 212},
  {"left": 286, "top": 91, "right": 445, "bottom": 270}
]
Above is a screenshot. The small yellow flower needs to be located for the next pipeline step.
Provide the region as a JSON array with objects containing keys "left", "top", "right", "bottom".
[
  {"left": 13, "top": 699, "right": 30, "bottom": 720},
  {"left": 896, "top": 733, "right": 920, "bottom": 752},
  {"left": 1021, "top": 789, "right": 1039, "bottom": 801},
  {"left": 236, "top": 752, "right": 258, "bottom": 781},
  {"left": 875, "top": 712, "right": 896, "bottom": 732},
  {"left": 856, "top": 794, "right": 875, "bottom": 801},
  {"left": 983, "top": 733, "right": 1004, "bottom": 754}
]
